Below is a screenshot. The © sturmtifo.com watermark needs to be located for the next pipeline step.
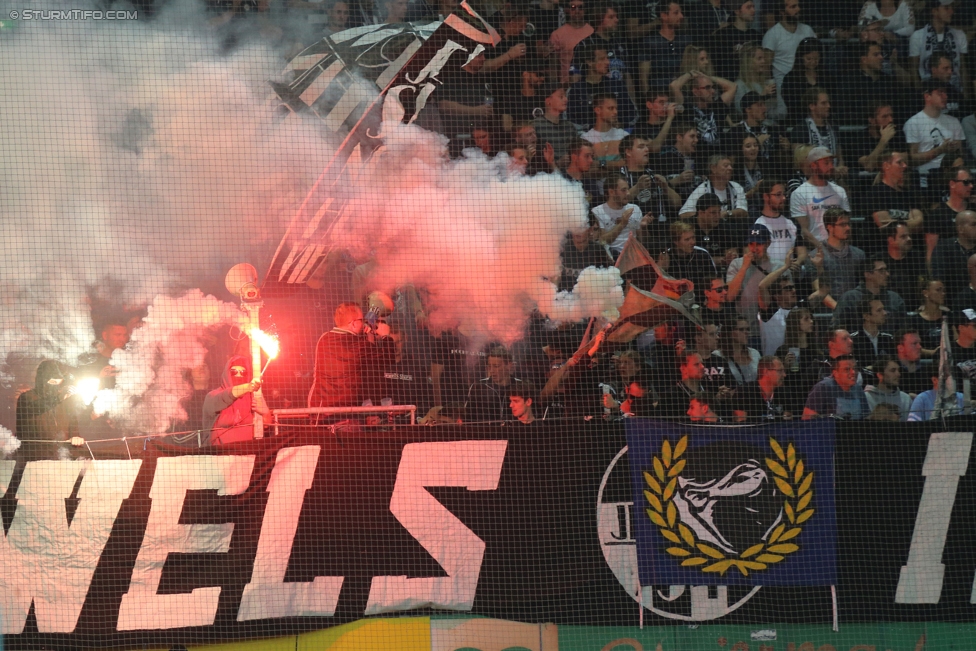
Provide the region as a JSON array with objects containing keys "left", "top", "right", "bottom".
[{"left": 8, "top": 9, "right": 139, "bottom": 20}]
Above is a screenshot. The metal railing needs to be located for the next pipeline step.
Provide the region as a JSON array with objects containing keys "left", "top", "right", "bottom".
[{"left": 271, "top": 405, "right": 418, "bottom": 435}]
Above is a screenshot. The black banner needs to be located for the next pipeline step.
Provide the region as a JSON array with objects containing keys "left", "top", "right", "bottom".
[{"left": 4, "top": 418, "right": 976, "bottom": 648}]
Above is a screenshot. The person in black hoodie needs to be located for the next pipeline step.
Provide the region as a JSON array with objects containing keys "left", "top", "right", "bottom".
[
  {"left": 16, "top": 360, "right": 81, "bottom": 462},
  {"left": 202, "top": 355, "right": 270, "bottom": 446}
]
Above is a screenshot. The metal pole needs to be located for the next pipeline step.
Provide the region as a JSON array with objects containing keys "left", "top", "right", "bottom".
[{"left": 242, "top": 301, "right": 264, "bottom": 440}]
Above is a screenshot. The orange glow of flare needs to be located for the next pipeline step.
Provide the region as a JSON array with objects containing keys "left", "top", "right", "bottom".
[
  {"left": 250, "top": 328, "right": 280, "bottom": 360},
  {"left": 76, "top": 378, "right": 101, "bottom": 406}
]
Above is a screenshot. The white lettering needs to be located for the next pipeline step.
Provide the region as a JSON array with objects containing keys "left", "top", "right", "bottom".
[
  {"left": 0, "top": 460, "right": 141, "bottom": 633},
  {"left": 117, "top": 455, "right": 255, "bottom": 630},
  {"left": 365, "top": 440, "right": 507, "bottom": 614},
  {"left": 895, "top": 432, "right": 972, "bottom": 604},
  {"left": 238, "top": 446, "right": 344, "bottom": 620}
]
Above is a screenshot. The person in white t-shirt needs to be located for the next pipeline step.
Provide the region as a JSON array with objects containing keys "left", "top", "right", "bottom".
[
  {"left": 755, "top": 180, "right": 804, "bottom": 267},
  {"left": 904, "top": 80, "right": 965, "bottom": 185},
  {"left": 789, "top": 146, "right": 851, "bottom": 245},
  {"left": 581, "top": 95, "right": 629, "bottom": 167},
  {"left": 593, "top": 174, "right": 649, "bottom": 254},
  {"left": 762, "top": 0, "right": 816, "bottom": 85},
  {"left": 908, "top": 0, "right": 968, "bottom": 91}
]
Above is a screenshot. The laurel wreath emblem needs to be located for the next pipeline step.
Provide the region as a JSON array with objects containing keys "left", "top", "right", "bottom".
[{"left": 643, "top": 435, "right": 815, "bottom": 576}]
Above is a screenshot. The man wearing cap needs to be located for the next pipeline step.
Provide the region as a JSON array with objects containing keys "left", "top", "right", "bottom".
[
  {"left": 789, "top": 146, "right": 851, "bottom": 246},
  {"left": 908, "top": 0, "right": 968, "bottom": 92},
  {"left": 904, "top": 81, "right": 965, "bottom": 187},
  {"left": 726, "top": 224, "right": 775, "bottom": 335}
]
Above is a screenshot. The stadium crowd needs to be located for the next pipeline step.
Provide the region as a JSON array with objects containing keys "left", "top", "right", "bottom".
[{"left": 14, "top": 0, "right": 976, "bottom": 454}]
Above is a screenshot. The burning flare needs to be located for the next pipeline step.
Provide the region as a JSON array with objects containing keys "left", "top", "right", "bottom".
[
  {"left": 75, "top": 377, "right": 102, "bottom": 406},
  {"left": 250, "top": 328, "right": 280, "bottom": 360}
]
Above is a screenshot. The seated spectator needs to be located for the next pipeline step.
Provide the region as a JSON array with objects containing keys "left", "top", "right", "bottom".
[
  {"left": 925, "top": 166, "right": 972, "bottom": 264},
  {"left": 736, "top": 355, "right": 793, "bottom": 421},
  {"left": 906, "top": 278, "right": 949, "bottom": 357},
  {"left": 817, "top": 328, "right": 857, "bottom": 381},
  {"left": 568, "top": 48, "right": 636, "bottom": 130},
  {"left": 702, "top": 275, "right": 740, "bottom": 331},
  {"left": 531, "top": 84, "right": 578, "bottom": 166},
  {"left": 932, "top": 211, "right": 976, "bottom": 304},
  {"left": 952, "top": 253, "right": 976, "bottom": 311},
  {"left": 780, "top": 37, "right": 825, "bottom": 119},
  {"left": 550, "top": 0, "right": 594, "bottom": 84},
  {"left": 571, "top": 2, "right": 630, "bottom": 88},
  {"left": 794, "top": 88, "right": 848, "bottom": 177},
  {"left": 832, "top": 256, "right": 908, "bottom": 333},
  {"left": 203, "top": 356, "right": 271, "bottom": 446},
  {"left": 883, "top": 222, "right": 927, "bottom": 309},
  {"left": 633, "top": 91, "right": 678, "bottom": 153},
  {"left": 754, "top": 180, "right": 801, "bottom": 267},
  {"left": 671, "top": 72, "right": 736, "bottom": 161},
  {"left": 720, "top": 317, "right": 761, "bottom": 384},
  {"left": 811, "top": 207, "right": 865, "bottom": 299},
  {"left": 905, "top": 81, "right": 964, "bottom": 189},
  {"left": 857, "top": 151, "right": 924, "bottom": 253},
  {"left": 578, "top": 94, "right": 629, "bottom": 164},
  {"left": 652, "top": 120, "right": 703, "bottom": 198},
  {"left": 852, "top": 103, "right": 906, "bottom": 173},
  {"left": 658, "top": 351, "right": 729, "bottom": 419},
  {"left": 803, "top": 355, "right": 870, "bottom": 420},
  {"left": 678, "top": 155, "right": 749, "bottom": 223},
  {"left": 593, "top": 174, "right": 648, "bottom": 255},
  {"left": 927, "top": 53, "right": 966, "bottom": 119},
  {"left": 851, "top": 297, "right": 897, "bottom": 369},
  {"left": 638, "top": 0, "right": 690, "bottom": 95},
  {"left": 760, "top": 270, "right": 802, "bottom": 356},
  {"left": 908, "top": 369, "right": 965, "bottom": 421},
  {"left": 662, "top": 221, "right": 718, "bottom": 303},
  {"left": 466, "top": 346, "right": 525, "bottom": 422},
  {"left": 713, "top": 1, "right": 762, "bottom": 82},
  {"left": 865, "top": 355, "right": 914, "bottom": 421},
  {"left": 601, "top": 350, "right": 658, "bottom": 418},
  {"left": 507, "top": 382, "right": 540, "bottom": 425},
  {"left": 499, "top": 63, "right": 549, "bottom": 132},
  {"left": 560, "top": 217, "right": 615, "bottom": 290},
  {"left": 775, "top": 307, "right": 822, "bottom": 412},
  {"left": 790, "top": 147, "right": 851, "bottom": 246},
  {"left": 763, "top": 2, "right": 817, "bottom": 92},
  {"left": 950, "top": 308, "right": 976, "bottom": 393},
  {"left": 893, "top": 328, "right": 930, "bottom": 397},
  {"left": 837, "top": 41, "right": 898, "bottom": 124},
  {"left": 908, "top": 0, "right": 968, "bottom": 93},
  {"left": 689, "top": 193, "right": 739, "bottom": 267},
  {"left": 727, "top": 224, "right": 776, "bottom": 334}
]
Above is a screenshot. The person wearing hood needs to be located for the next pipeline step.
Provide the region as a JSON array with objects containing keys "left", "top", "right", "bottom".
[
  {"left": 15, "top": 360, "right": 82, "bottom": 462},
  {"left": 202, "top": 355, "right": 271, "bottom": 446}
]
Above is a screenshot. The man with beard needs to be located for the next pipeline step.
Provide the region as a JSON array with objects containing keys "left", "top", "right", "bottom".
[
  {"left": 858, "top": 152, "right": 924, "bottom": 254},
  {"left": 882, "top": 223, "right": 927, "bottom": 311},
  {"left": 202, "top": 356, "right": 271, "bottom": 446},
  {"left": 865, "top": 355, "right": 913, "bottom": 421},
  {"left": 794, "top": 88, "right": 847, "bottom": 179},
  {"left": 753, "top": 180, "right": 798, "bottom": 268},
  {"left": 653, "top": 121, "right": 702, "bottom": 200},
  {"left": 925, "top": 165, "right": 971, "bottom": 263},
  {"left": 790, "top": 147, "right": 851, "bottom": 247},
  {"left": 852, "top": 104, "right": 905, "bottom": 174},
  {"left": 16, "top": 360, "right": 82, "bottom": 462},
  {"left": 568, "top": 47, "right": 635, "bottom": 131},
  {"left": 762, "top": 0, "right": 815, "bottom": 86}
]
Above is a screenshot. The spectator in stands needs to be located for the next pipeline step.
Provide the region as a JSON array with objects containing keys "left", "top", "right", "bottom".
[
  {"left": 617, "top": 136, "right": 681, "bottom": 251},
  {"left": 466, "top": 346, "right": 524, "bottom": 422},
  {"left": 812, "top": 208, "right": 865, "bottom": 300},
  {"left": 702, "top": 275, "right": 740, "bottom": 331},
  {"left": 851, "top": 297, "right": 897, "bottom": 369},
  {"left": 818, "top": 328, "right": 856, "bottom": 377},
  {"left": 737, "top": 354, "right": 792, "bottom": 420},
  {"left": 532, "top": 84, "right": 578, "bottom": 166},
  {"left": 859, "top": 151, "right": 925, "bottom": 253},
  {"left": 952, "top": 254, "right": 976, "bottom": 311},
  {"left": 78, "top": 320, "right": 130, "bottom": 390},
  {"left": 734, "top": 45, "right": 781, "bottom": 118},
  {"left": 853, "top": 103, "right": 905, "bottom": 173},
  {"left": 734, "top": 135, "right": 765, "bottom": 204},
  {"left": 634, "top": 92, "right": 678, "bottom": 152},
  {"left": 569, "top": 50, "right": 636, "bottom": 131},
  {"left": 763, "top": 0, "right": 816, "bottom": 89},
  {"left": 560, "top": 217, "right": 615, "bottom": 290},
  {"left": 965, "top": 109, "right": 976, "bottom": 162},
  {"left": 908, "top": 367, "right": 965, "bottom": 421},
  {"left": 895, "top": 328, "right": 930, "bottom": 399},
  {"left": 728, "top": 91, "right": 787, "bottom": 169},
  {"left": 562, "top": 139, "right": 602, "bottom": 205},
  {"left": 499, "top": 63, "right": 548, "bottom": 132},
  {"left": 857, "top": 0, "right": 916, "bottom": 42},
  {"left": 883, "top": 222, "right": 927, "bottom": 309},
  {"left": 658, "top": 351, "right": 711, "bottom": 419},
  {"left": 551, "top": 0, "right": 594, "bottom": 84},
  {"left": 593, "top": 174, "right": 647, "bottom": 255},
  {"left": 689, "top": 193, "right": 739, "bottom": 267},
  {"left": 759, "top": 269, "right": 801, "bottom": 356},
  {"left": 690, "top": 324, "right": 735, "bottom": 405},
  {"left": 578, "top": 94, "right": 629, "bottom": 164},
  {"left": 721, "top": 316, "right": 761, "bottom": 384},
  {"left": 654, "top": 120, "right": 703, "bottom": 197},
  {"left": 672, "top": 73, "right": 737, "bottom": 161},
  {"left": 905, "top": 81, "right": 965, "bottom": 188},
  {"left": 838, "top": 41, "right": 898, "bottom": 124},
  {"left": 950, "top": 307, "right": 976, "bottom": 391},
  {"left": 713, "top": 0, "right": 762, "bottom": 81},
  {"left": 754, "top": 180, "right": 799, "bottom": 267},
  {"left": 572, "top": 3, "right": 630, "bottom": 88},
  {"left": 925, "top": 166, "right": 971, "bottom": 263},
  {"left": 321, "top": 0, "right": 349, "bottom": 35},
  {"left": 482, "top": 5, "right": 531, "bottom": 83},
  {"left": 927, "top": 53, "right": 966, "bottom": 119},
  {"left": 906, "top": 277, "right": 946, "bottom": 355},
  {"left": 688, "top": 0, "right": 729, "bottom": 40},
  {"left": 794, "top": 89, "right": 848, "bottom": 178},
  {"left": 203, "top": 355, "right": 271, "bottom": 445},
  {"left": 379, "top": 324, "right": 432, "bottom": 420},
  {"left": 638, "top": 2, "right": 689, "bottom": 93},
  {"left": 16, "top": 360, "right": 81, "bottom": 462},
  {"left": 438, "top": 51, "right": 494, "bottom": 149},
  {"left": 908, "top": 0, "right": 968, "bottom": 93},
  {"left": 803, "top": 354, "right": 870, "bottom": 419},
  {"left": 932, "top": 211, "right": 976, "bottom": 302},
  {"left": 865, "top": 355, "right": 913, "bottom": 421},
  {"left": 832, "top": 257, "right": 908, "bottom": 332},
  {"left": 776, "top": 306, "right": 821, "bottom": 411},
  {"left": 661, "top": 221, "right": 718, "bottom": 302},
  {"left": 791, "top": 148, "right": 851, "bottom": 246},
  {"left": 507, "top": 383, "right": 539, "bottom": 425},
  {"left": 678, "top": 155, "right": 749, "bottom": 222},
  {"left": 780, "top": 37, "right": 824, "bottom": 119},
  {"left": 727, "top": 224, "right": 775, "bottom": 333},
  {"left": 601, "top": 350, "right": 658, "bottom": 418}
]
